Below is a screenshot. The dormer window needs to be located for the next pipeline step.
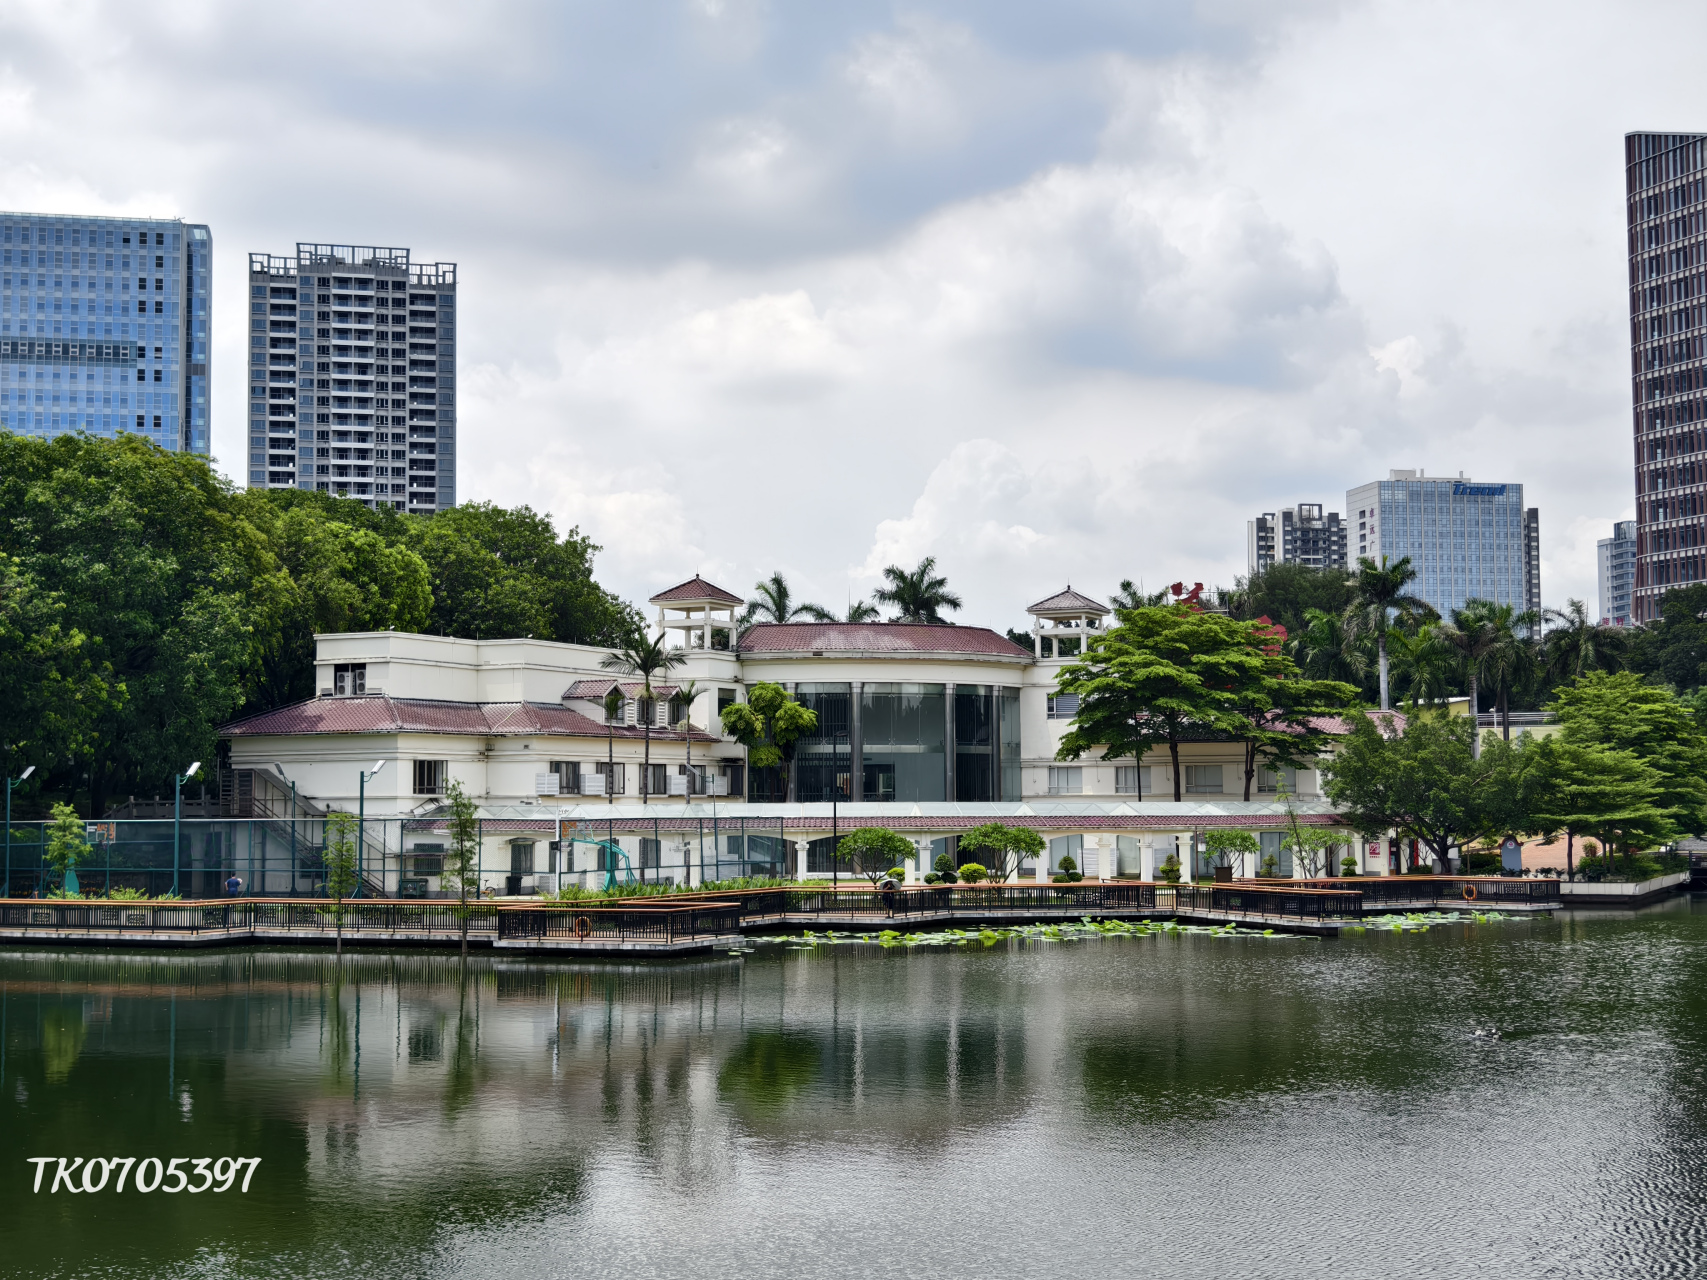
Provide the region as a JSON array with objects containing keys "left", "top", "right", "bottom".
[{"left": 333, "top": 663, "right": 366, "bottom": 695}]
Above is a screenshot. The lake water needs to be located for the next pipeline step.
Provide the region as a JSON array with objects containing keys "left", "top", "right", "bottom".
[{"left": 6, "top": 901, "right": 1707, "bottom": 1279}]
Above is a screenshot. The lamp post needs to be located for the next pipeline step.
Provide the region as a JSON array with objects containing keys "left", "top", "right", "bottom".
[
  {"left": 172, "top": 762, "right": 201, "bottom": 898},
  {"left": 358, "top": 761, "right": 385, "bottom": 899},
  {"left": 5, "top": 765, "right": 36, "bottom": 898}
]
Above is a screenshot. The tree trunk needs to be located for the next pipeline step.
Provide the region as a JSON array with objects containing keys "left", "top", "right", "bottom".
[
  {"left": 606, "top": 725, "right": 614, "bottom": 804},
  {"left": 335, "top": 903, "right": 343, "bottom": 956},
  {"left": 1378, "top": 633, "right": 1391, "bottom": 711},
  {"left": 1565, "top": 829, "right": 1574, "bottom": 879},
  {"left": 460, "top": 889, "right": 469, "bottom": 957},
  {"left": 642, "top": 722, "right": 651, "bottom": 804},
  {"left": 1467, "top": 671, "right": 1480, "bottom": 760},
  {"left": 1169, "top": 732, "right": 1182, "bottom": 802},
  {"left": 1242, "top": 740, "right": 1256, "bottom": 801},
  {"left": 1500, "top": 687, "right": 1510, "bottom": 741}
]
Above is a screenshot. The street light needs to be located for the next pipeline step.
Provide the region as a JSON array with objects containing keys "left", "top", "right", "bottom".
[
  {"left": 5, "top": 765, "right": 35, "bottom": 898},
  {"left": 172, "top": 762, "right": 200, "bottom": 897},
  {"left": 358, "top": 761, "right": 385, "bottom": 899}
]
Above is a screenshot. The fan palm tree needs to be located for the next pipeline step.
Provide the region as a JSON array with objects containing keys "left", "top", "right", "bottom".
[
  {"left": 740, "top": 572, "right": 834, "bottom": 627},
  {"left": 1544, "top": 598, "right": 1628, "bottom": 680},
  {"left": 1431, "top": 599, "right": 1502, "bottom": 758},
  {"left": 1291, "top": 606, "right": 1371, "bottom": 692},
  {"left": 1344, "top": 556, "right": 1436, "bottom": 710},
  {"left": 601, "top": 634, "right": 685, "bottom": 804},
  {"left": 872, "top": 556, "right": 963, "bottom": 623}
]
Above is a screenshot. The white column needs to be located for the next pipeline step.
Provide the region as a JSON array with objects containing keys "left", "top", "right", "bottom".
[{"left": 1095, "top": 834, "right": 1113, "bottom": 881}]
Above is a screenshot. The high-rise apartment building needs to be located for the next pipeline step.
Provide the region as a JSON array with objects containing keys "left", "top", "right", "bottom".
[
  {"left": 1626, "top": 132, "right": 1707, "bottom": 623},
  {"left": 1247, "top": 504, "right": 1347, "bottom": 574},
  {"left": 1598, "top": 520, "right": 1637, "bottom": 625},
  {"left": 1346, "top": 470, "right": 1540, "bottom": 620},
  {"left": 247, "top": 243, "right": 456, "bottom": 513},
  {"left": 1, "top": 212, "right": 210, "bottom": 455}
]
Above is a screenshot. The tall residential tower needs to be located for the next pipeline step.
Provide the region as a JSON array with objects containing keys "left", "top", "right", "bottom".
[
  {"left": 2, "top": 212, "right": 210, "bottom": 455},
  {"left": 248, "top": 243, "right": 456, "bottom": 512},
  {"left": 1247, "top": 503, "right": 1348, "bottom": 575},
  {"left": 1598, "top": 520, "right": 1637, "bottom": 625},
  {"left": 1626, "top": 132, "right": 1707, "bottom": 622}
]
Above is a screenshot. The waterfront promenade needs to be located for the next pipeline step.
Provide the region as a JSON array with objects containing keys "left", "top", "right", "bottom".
[{"left": 0, "top": 878, "right": 1560, "bottom": 953}]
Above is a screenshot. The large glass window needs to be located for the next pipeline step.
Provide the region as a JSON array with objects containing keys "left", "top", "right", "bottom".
[
  {"left": 999, "top": 687, "right": 1020, "bottom": 801},
  {"left": 795, "top": 683, "right": 852, "bottom": 802},
  {"left": 860, "top": 683, "right": 945, "bottom": 802},
  {"left": 955, "top": 685, "right": 994, "bottom": 801}
]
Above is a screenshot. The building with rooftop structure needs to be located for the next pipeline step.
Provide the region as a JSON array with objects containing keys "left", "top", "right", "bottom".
[
  {"left": 246, "top": 242, "right": 456, "bottom": 512},
  {"left": 217, "top": 574, "right": 1380, "bottom": 892},
  {"left": 1247, "top": 504, "right": 1348, "bottom": 574}
]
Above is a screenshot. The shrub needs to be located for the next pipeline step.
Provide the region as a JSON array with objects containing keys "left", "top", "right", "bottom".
[
  {"left": 958, "top": 863, "right": 989, "bottom": 884},
  {"left": 1057, "top": 854, "right": 1077, "bottom": 875},
  {"left": 933, "top": 852, "right": 954, "bottom": 875},
  {"left": 1339, "top": 855, "right": 1359, "bottom": 877},
  {"left": 923, "top": 872, "right": 940, "bottom": 885},
  {"left": 1259, "top": 854, "right": 1278, "bottom": 878},
  {"left": 1159, "top": 853, "right": 1181, "bottom": 884}
]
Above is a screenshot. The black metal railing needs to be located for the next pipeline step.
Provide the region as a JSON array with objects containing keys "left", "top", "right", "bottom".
[
  {"left": 0, "top": 900, "right": 499, "bottom": 936},
  {"left": 1308, "top": 877, "right": 1559, "bottom": 908},
  {"left": 1167, "top": 884, "right": 1364, "bottom": 921},
  {"left": 651, "top": 882, "right": 1158, "bottom": 923},
  {"left": 496, "top": 903, "right": 744, "bottom": 945}
]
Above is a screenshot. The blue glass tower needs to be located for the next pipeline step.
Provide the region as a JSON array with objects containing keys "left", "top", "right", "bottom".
[{"left": 0, "top": 212, "right": 210, "bottom": 455}]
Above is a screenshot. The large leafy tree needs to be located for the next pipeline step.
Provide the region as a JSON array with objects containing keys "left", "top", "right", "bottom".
[
  {"left": 1321, "top": 713, "right": 1529, "bottom": 869},
  {"left": 720, "top": 682, "right": 818, "bottom": 802},
  {"left": 958, "top": 822, "right": 1046, "bottom": 884},
  {"left": 1550, "top": 671, "right": 1707, "bottom": 837},
  {"left": 872, "top": 556, "right": 962, "bottom": 623},
  {"left": 1522, "top": 738, "right": 1670, "bottom": 876},
  {"left": 740, "top": 572, "right": 833, "bottom": 626},
  {"left": 1226, "top": 563, "right": 1357, "bottom": 639},
  {"left": 0, "top": 434, "right": 291, "bottom": 816},
  {"left": 834, "top": 826, "right": 914, "bottom": 885},
  {"left": 1055, "top": 603, "right": 1269, "bottom": 802},
  {"left": 1344, "top": 556, "right": 1436, "bottom": 711},
  {"left": 1627, "top": 583, "right": 1707, "bottom": 692},
  {"left": 1226, "top": 618, "right": 1361, "bottom": 801}
]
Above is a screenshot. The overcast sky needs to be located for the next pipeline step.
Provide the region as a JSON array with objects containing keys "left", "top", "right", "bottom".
[{"left": 1, "top": 0, "right": 1697, "bottom": 630}]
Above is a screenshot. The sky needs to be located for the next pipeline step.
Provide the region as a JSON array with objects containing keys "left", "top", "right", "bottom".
[{"left": 0, "top": 0, "right": 1698, "bottom": 632}]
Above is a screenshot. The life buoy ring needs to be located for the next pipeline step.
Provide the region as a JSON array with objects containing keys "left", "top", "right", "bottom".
[
  {"left": 1461, "top": 883, "right": 1478, "bottom": 901},
  {"left": 575, "top": 915, "right": 592, "bottom": 938}
]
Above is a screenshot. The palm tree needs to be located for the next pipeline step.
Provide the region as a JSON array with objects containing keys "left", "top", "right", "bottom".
[
  {"left": 873, "top": 556, "right": 963, "bottom": 623},
  {"left": 1477, "top": 602, "right": 1542, "bottom": 740},
  {"left": 844, "top": 599, "right": 880, "bottom": 623},
  {"left": 1111, "top": 579, "right": 1171, "bottom": 610},
  {"left": 740, "top": 572, "right": 834, "bottom": 627},
  {"left": 1291, "top": 606, "right": 1371, "bottom": 691},
  {"left": 1389, "top": 627, "right": 1458, "bottom": 709},
  {"left": 1343, "top": 556, "right": 1436, "bottom": 711},
  {"left": 601, "top": 634, "right": 685, "bottom": 804},
  {"left": 601, "top": 685, "right": 623, "bottom": 804},
  {"left": 1544, "top": 598, "right": 1628, "bottom": 681},
  {"left": 1431, "top": 599, "right": 1501, "bottom": 758},
  {"left": 672, "top": 677, "right": 703, "bottom": 796}
]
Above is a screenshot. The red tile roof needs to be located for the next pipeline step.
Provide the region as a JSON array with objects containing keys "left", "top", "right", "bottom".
[
  {"left": 648, "top": 575, "right": 744, "bottom": 606},
  {"left": 221, "top": 696, "right": 716, "bottom": 741},
  {"left": 738, "top": 622, "right": 1031, "bottom": 658},
  {"left": 564, "top": 679, "right": 681, "bottom": 701},
  {"left": 1026, "top": 586, "right": 1109, "bottom": 615}
]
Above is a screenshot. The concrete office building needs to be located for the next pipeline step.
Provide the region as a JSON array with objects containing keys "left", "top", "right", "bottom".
[
  {"left": 1347, "top": 470, "right": 1540, "bottom": 619},
  {"left": 1599, "top": 520, "right": 1638, "bottom": 625},
  {"left": 1626, "top": 132, "right": 1707, "bottom": 622},
  {"left": 247, "top": 243, "right": 457, "bottom": 512},
  {"left": 1, "top": 212, "right": 210, "bottom": 456},
  {"left": 1247, "top": 504, "right": 1348, "bottom": 574}
]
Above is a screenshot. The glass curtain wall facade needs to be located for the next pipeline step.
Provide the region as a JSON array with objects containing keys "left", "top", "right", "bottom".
[
  {"left": 1627, "top": 133, "right": 1707, "bottom": 622},
  {"left": 763, "top": 681, "right": 1022, "bottom": 803},
  {"left": 247, "top": 243, "right": 457, "bottom": 513},
  {"left": 1346, "top": 472, "right": 1540, "bottom": 619},
  {"left": 1599, "top": 520, "right": 1637, "bottom": 625},
  {"left": 1, "top": 212, "right": 209, "bottom": 455}
]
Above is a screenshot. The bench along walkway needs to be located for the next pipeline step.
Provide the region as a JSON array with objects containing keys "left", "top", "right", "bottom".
[{"left": 0, "top": 878, "right": 1557, "bottom": 954}]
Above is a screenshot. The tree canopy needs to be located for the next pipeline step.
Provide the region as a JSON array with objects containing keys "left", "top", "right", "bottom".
[
  {"left": 872, "top": 556, "right": 962, "bottom": 623},
  {"left": 0, "top": 434, "right": 641, "bottom": 817}
]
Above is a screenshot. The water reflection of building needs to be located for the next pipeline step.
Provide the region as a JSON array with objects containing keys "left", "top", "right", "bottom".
[{"left": 210, "top": 575, "right": 1357, "bottom": 892}]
